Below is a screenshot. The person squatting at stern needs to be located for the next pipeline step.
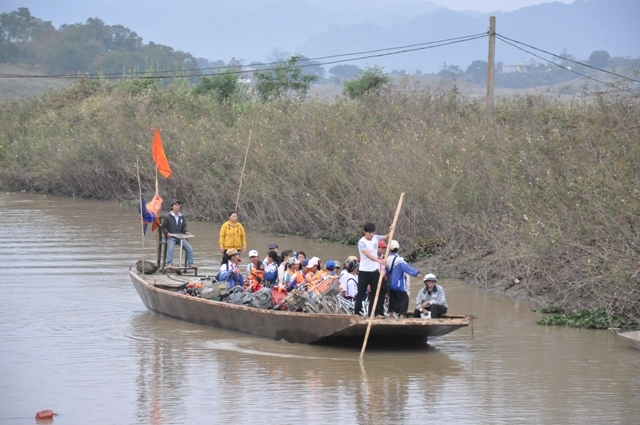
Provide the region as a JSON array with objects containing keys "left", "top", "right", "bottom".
[
  {"left": 414, "top": 274, "right": 448, "bottom": 318},
  {"left": 354, "top": 222, "right": 393, "bottom": 318},
  {"left": 162, "top": 199, "right": 196, "bottom": 269},
  {"left": 385, "top": 240, "right": 423, "bottom": 319}
]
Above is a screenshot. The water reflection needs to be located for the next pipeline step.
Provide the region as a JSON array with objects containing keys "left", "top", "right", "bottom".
[
  {"left": 2, "top": 192, "right": 640, "bottom": 425},
  {"left": 129, "top": 312, "right": 461, "bottom": 424}
]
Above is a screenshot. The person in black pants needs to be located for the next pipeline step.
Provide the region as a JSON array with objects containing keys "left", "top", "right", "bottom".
[
  {"left": 354, "top": 222, "right": 392, "bottom": 318},
  {"left": 162, "top": 199, "right": 196, "bottom": 269}
]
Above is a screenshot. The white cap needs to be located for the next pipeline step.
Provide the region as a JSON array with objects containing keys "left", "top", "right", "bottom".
[
  {"left": 248, "top": 250, "right": 259, "bottom": 257},
  {"left": 308, "top": 258, "right": 319, "bottom": 267},
  {"left": 389, "top": 240, "right": 400, "bottom": 251},
  {"left": 423, "top": 273, "right": 437, "bottom": 282}
]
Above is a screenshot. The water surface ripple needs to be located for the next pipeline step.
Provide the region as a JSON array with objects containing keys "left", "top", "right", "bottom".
[{"left": 0, "top": 193, "right": 639, "bottom": 424}]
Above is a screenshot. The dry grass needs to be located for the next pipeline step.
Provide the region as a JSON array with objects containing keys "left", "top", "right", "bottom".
[{"left": 0, "top": 77, "right": 638, "bottom": 320}]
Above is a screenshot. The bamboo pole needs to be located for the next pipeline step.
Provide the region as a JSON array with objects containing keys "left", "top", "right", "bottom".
[
  {"left": 154, "top": 166, "right": 159, "bottom": 266},
  {"left": 234, "top": 130, "right": 252, "bottom": 212},
  {"left": 136, "top": 160, "right": 145, "bottom": 275},
  {"left": 359, "top": 192, "right": 405, "bottom": 361}
]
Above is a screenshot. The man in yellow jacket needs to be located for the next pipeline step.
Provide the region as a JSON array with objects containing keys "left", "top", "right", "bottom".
[{"left": 219, "top": 211, "right": 247, "bottom": 253}]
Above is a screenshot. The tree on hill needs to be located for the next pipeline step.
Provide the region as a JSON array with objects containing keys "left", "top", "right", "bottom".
[
  {"left": 0, "top": 7, "right": 56, "bottom": 64},
  {"left": 253, "top": 55, "right": 318, "bottom": 102},
  {"left": 343, "top": 66, "right": 389, "bottom": 99},
  {"left": 588, "top": 50, "right": 610, "bottom": 68},
  {"left": 0, "top": 8, "right": 197, "bottom": 77},
  {"left": 329, "top": 64, "right": 361, "bottom": 81},
  {"left": 465, "top": 60, "right": 487, "bottom": 85}
]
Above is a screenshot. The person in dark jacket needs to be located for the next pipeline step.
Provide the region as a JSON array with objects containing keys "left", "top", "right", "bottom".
[{"left": 162, "top": 199, "right": 196, "bottom": 268}]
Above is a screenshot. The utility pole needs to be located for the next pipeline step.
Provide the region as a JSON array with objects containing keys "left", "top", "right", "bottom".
[{"left": 486, "top": 16, "right": 496, "bottom": 123}]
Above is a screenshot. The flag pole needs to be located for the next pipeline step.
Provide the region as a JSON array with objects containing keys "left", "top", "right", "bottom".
[
  {"left": 234, "top": 130, "right": 252, "bottom": 212},
  {"left": 136, "top": 160, "right": 145, "bottom": 276},
  {"left": 359, "top": 192, "right": 405, "bottom": 361}
]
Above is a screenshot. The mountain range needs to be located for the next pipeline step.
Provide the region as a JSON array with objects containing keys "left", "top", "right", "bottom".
[{"left": 1, "top": 0, "right": 638, "bottom": 73}]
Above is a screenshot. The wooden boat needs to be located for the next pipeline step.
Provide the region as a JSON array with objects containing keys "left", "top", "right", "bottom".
[
  {"left": 613, "top": 330, "right": 640, "bottom": 350},
  {"left": 129, "top": 271, "right": 474, "bottom": 345}
]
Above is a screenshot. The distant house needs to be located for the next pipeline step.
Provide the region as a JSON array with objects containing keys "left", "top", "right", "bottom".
[
  {"left": 239, "top": 66, "right": 257, "bottom": 85},
  {"left": 502, "top": 63, "right": 533, "bottom": 73}
]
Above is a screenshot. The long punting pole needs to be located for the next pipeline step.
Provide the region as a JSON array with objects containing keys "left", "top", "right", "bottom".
[
  {"left": 136, "top": 160, "right": 145, "bottom": 275},
  {"left": 359, "top": 192, "right": 405, "bottom": 361},
  {"left": 234, "top": 130, "right": 252, "bottom": 212}
]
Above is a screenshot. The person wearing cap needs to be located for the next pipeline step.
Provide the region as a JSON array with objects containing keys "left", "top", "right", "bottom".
[
  {"left": 339, "top": 256, "right": 358, "bottom": 296},
  {"left": 414, "top": 274, "right": 448, "bottom": 318},
  {"left": 323, "top": 260, "right": 338, "bottom": 277},
  {"left": 219, "top": 211, "right": 247, "bottom": 254},
  {"left": 385, "top": 240, "right": 423, "bottom": 319},
  {"left": 284, "top": 258, "right": 304, "bottom": 290},
  {"left": 304, "top": 257, "right": 323, "bottom": 287},
  {"left": 377, "top": 239, "right": 387, "bottom": 259},
  {"left": 218, "top": 248, "right": 244, "bottom": 288},
  {"left": 162, "top": 199, "right": 196, "bottom": 269},
  {"left": 339, "top": 259, "right": 359, "bottom": 300},
  {"left": 355, "top": 221, "right": 393, "bottom": 318},
  {"left": 246, "top": 250, "right": 263, "bottom": 275}
]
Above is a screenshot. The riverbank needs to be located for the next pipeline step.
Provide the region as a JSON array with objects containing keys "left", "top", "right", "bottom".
[{"left": 0, "top": 77, "right": 638, "bottom": 321}]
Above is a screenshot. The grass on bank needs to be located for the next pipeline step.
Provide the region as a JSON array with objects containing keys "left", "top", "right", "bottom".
[{"left": 0, "top": 76, "right": 638, "bottom": 324}]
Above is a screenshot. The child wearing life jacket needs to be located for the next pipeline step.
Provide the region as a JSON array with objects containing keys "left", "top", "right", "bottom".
[
  {"left": 246, "top": 268, "right": 265, "bottom": 293},
  {"left": 284, "top": 258, "right": 304, "bottom": 290}
]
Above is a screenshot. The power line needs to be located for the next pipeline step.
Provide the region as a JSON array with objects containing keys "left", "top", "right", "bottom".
[
  {"left": 0, "top": 33, "right": 487, "bottom": 80},
  {"left": 496, "top": 33, "right": 640, "bottom": 85},
  {"left": 495, "top": 35, "right": 638, "bottom": 93}
]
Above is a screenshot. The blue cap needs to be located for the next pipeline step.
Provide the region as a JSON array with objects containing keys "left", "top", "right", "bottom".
[
  {"left": 301, "top": 259, "right": 309, "bottom": 267},
  {"left": 325, "top": 260, "right": 336, "bottom": 270}
]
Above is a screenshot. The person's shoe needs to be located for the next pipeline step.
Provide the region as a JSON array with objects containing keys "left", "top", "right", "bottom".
[
  {"left": 189, "top": 264, "right": 198, "bottom": 268},
  {"left": 166, "top": 264, "right": 173, "bottom": 269}
]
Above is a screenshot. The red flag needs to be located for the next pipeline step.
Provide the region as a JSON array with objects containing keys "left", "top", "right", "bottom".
[{"left": 151, "top": 127, "right": 172, "bottom": 178}]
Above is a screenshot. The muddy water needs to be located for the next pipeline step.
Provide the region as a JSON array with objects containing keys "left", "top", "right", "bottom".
[{"left": 0, "top": 193, "right": 639, "bottom": 425}]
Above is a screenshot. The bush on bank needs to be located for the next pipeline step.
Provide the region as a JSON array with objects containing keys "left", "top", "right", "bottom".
[{"left": 0, "top": 77, "right": 638, "bottom": 322}]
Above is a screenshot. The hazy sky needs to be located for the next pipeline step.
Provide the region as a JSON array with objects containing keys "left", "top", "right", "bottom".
[{"left": 434, "top": 0, "right": 574, "bottom": 12}]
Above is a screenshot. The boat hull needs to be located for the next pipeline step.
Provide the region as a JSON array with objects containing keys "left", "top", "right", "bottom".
[
  {"left": 129, "top": 271, "right": 472, "bottom": 345},
  {"left": 615, "top": 330, "right": 640, "bottom": 350}
]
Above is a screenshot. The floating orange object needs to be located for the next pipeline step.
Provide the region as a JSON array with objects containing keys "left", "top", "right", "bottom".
[{"left": 35, "top": 410, "right": 56, "bottom": 419}]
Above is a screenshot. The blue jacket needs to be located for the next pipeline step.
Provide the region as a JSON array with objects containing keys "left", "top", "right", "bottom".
[
  {"left": 264, "top": 262, "right": 278, "bottom": 287},
  {"left": 385, "top": 254, "right": 420, "bottom": 292}
]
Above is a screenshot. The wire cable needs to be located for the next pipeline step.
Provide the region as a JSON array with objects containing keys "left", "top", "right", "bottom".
[
  {"left": 496, "top": 33, "right": 640, "bottom": 85},
  {"left": 0, "top": 33, "right": 487, "bottom": 80},
  {"left": 495, "top": 35, "right": 638, "bottom": 93}
]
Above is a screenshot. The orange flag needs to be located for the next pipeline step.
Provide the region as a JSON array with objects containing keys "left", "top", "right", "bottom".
[{"left": 151, "top": 127, "right": 172, "bottom": 178}]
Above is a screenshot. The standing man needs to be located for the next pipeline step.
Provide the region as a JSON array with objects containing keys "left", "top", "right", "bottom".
[
  {"left": 162, "top": 199, "right": 196, "bottom": 269},
  {"left": 414, "top": 274, "right": 448, "bottom": 318},
  {"left": 354, "top": 222, "right": 392, "bottom": 318}
]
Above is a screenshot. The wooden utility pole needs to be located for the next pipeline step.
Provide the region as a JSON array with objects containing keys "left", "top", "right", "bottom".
[{"left": 486, "top": 16, "right": 496, "bottom": 123}]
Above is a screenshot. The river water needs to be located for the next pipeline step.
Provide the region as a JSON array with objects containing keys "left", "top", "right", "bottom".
[{"left": 0, "top": 193, "right": 639, "bottom": 425}]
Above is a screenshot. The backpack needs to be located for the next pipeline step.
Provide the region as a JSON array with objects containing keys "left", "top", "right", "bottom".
[{"left": 388, "top": 256, "right": 406, "bottom": 291}]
